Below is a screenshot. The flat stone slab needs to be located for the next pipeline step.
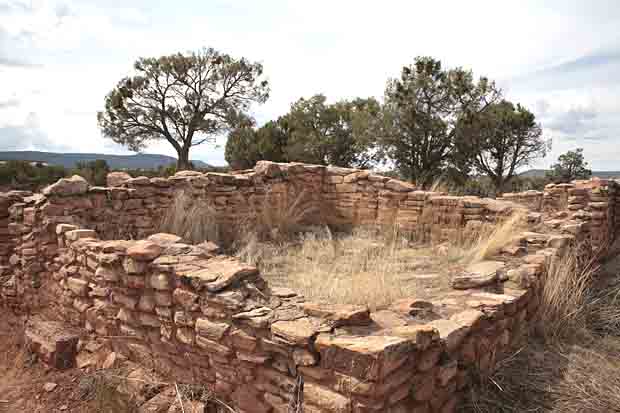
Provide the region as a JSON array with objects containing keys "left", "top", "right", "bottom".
[
  {"left": 452, "top": 261, "right": 505, "bottom": 290},
  {"left": 301, "top": 302, "right": 371, "bottom": 327},
  {"left": 25, "top": 318, "right": 79, "bottom": 370}
]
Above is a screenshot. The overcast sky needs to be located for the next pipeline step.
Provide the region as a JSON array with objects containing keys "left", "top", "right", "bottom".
[{"left": 1, "top": 0, "right": 620, "bottom": 169}]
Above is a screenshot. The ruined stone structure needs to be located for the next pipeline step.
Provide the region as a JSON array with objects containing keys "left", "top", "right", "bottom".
[{"left": 1, "top": 161, "right": 618, "bottom": 413}]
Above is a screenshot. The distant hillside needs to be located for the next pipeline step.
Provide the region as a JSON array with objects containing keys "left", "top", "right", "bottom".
[
  {"left": 520, "top": 169, "right": 620, "bottom": 179},
  {"left": 0, "top": 151, "right": 210, "bottom": 170}
]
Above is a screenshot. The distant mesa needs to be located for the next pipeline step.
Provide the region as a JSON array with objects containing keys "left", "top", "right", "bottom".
[{"left": 0, "top": 151, "right": 211, "bottom": 170}]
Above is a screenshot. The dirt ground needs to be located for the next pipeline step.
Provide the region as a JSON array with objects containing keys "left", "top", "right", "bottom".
[{"left": 0, "top": 314, "right": 142, "bottom": 413}]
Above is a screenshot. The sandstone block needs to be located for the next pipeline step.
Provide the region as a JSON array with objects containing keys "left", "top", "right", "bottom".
[
  {"left": 25, "top": 318, "right": 79, "bottom": 370},
  {"left": 123, "top": 257, "right": 148, "bottom": 274},
  {"left": 195, "top": 336, "right": 232, "bottom": 356},
  {"left": 42, "top": 175, "right": 89, "bottom": 197},
  {"left": 315, "top": 334, "right": 412, "bottom": 380},
  {"left": 127, "top": 240, "right": 163, "bottom": 261},
  {"left": 56, "top": 224, "right": 78, "bottom": 235},
  {"left": 271, "top": 318, "right": 318, "bottom": 345},
  {"left": 96, "top": 265, "right": 121, "bottom": 282},
  {"left": 147, "top": 233, "right": 183, "bottom": 246},
  {"left": 172, "top": 288, "right": 200, "bottom": 311},
  {"left": 426, "top": 319, "right": 470, "bottom": 352},
  {"left": 106, "top": 171, "right": 132, "bottom": 187},
  {"left": 195, "top": 318, "right": 230, "bottom": 341},
  {"left": 65, "top": 229, "right": 97, "bottom": 241},
  {"left": 301, "top": 302, "right": 371, "bottom": 327},
  {"left": 151, "top": 273, "right": 172, "bottom": 290},
  {"left": 303, "top": 382, "right": 351, "bottom": 413},
  {"left": 66, "top": 277, "right": 89, "bottom": 296},
  {"left": 452, "top": 261, "right": 504, "bottom": 290}
]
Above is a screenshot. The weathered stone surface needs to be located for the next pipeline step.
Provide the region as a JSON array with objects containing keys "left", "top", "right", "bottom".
[
  {"left": 314, "top": 334, "right": 412, "bottom": 380},
  {"left": 390, "top": 298, "right": 434, "bottom": 316},
  {"left": 127, "top": 241, "right": 163, "bottom": 261},
  {"left": 389, "top": 325, "right": 439, "bottom": 350},
  {"left": 107, "top": 171, "right": 132, "bottom": 187},
  {"left": 43, "top": 382, "right": 58, "bottom": 392},
  {"left": 56, "top": 223, "right": 78, "bottom": 235},
  {"left": 452, "top": 261, "right": 505, "bottom": 290},
  {"left": 271, "top": 318, "right": 318, "bottom": 345},
  {"left": 147, "top": 233, "right": 183, "bottom": 246},
  {"left": 203, "top": 258, "right": 259, "bottom": 292},
  {"left": 65, "top": 229, "right": 97, "bottom": 241},
  {"left": 66, "top": 277, "right": 89, "bottom": 296},
  {"left": 25, "top": 318, "right": 79, "bottom": 370},
  {"left": 195, "top": 318, "right": 230, "bottom": 341},
  {"left": 43, "top": 175, "right": 89, "bottom": 197},
  {"left": 386, "top": 179, "right": 415, "bottom": 192},
  {"left": 301, "top": 302, "right": 371, "bottom": 326},
  {"left": 426, "top": 319, "right": 470, "bottom": 351},
  {"left": 304, "top": 382, "right": 351, "bottom": 413}
]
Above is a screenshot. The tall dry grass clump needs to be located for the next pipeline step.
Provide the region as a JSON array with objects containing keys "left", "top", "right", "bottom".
[
  {"left": 159, "top": 191, "right": 221, "bottom": 245},
  {"left": 465, "top": 211, "right": 527, "bottom": 263},
  {"left": 245, "top": 189, "right": 323, "bottom": 242},
  {"left": 537, "top": 245, "right": 600, "bottom": 341}
]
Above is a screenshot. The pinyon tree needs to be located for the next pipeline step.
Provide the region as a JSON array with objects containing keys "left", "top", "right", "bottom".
[
  {"left": 548, "top": 148, "right": 592, "bottom": 182},
  {"left": 379, "top": 56, "right": 501, "bottom": 186},
  {"left": 457, "top": 100, "right": 549, "bottom": 192},
  {"left": 98, "top": 48, "right": 269, "bottom": 170}
]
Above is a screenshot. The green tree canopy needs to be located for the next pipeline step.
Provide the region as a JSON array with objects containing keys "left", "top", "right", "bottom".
[
  {"left": 284, "top": 95, "right": 380, "bottom": 167},
  {"left": 548, "top": 148, "right": 592, "bottom": 183},
  {"left": 98, "top": 48, "right": 270, "bottom": 170},
  {"left": 457, "top": 100, "right": 549, "bottom": 193},
  {"left": 379, "top": 56, "right": 501, "bottom": 186},
  {"left": 225, "top": 95, "right": 380, "bottom": 169},
  {"left": 224, "top": 118, "right": 290, "bottom": 169}
]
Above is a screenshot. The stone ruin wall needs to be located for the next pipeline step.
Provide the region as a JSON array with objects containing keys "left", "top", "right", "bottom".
[{"left": 1, "top": 161, "right": 619, "bottom": 413}]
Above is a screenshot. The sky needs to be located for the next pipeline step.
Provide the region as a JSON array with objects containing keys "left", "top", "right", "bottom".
[{"left": 1, "top": 0, "right": 620, "bottom": 170}]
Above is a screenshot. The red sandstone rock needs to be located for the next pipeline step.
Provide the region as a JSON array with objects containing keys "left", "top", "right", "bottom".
[
  {"left": 452, "top": 261, "right": 505, "bottom": 290},
  {"left": 314, "top": 334, "right": 412, "bottom": 380},
  {"left": 271, "top": 318, "right": 319, "bottom": 345},
  {"left": 24, "top": 318, "right": 79, "bottom": 370},
  {"left": 106, "top": 171, "right": 132, "bottom": 187},
  {"left": 42, "top": 175, "right": 89, "bottom": 197},
  {"left": 301, "top": 302, "right": 371, "bottom": 327},
  {"left": 303, "top": 382, "right": 351, "bottom": 413},
  {"left": 389, "top": 325, "right": 439, "bottom": 350},
  {"left": 147, "top": 233, "right": 183, "bottom": 246},
  {"left": 127, "top": 240, "right": 163, "bottom": 261}
]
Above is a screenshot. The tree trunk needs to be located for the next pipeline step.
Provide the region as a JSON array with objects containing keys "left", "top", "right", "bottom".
[
  {"left": 494, "top": 176, "right": 505, "bottom": 197},
  {"left": 176, "top": 146, "right": 191, "bottom": 171}
]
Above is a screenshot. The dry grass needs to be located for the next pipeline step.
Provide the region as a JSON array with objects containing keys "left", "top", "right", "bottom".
[
  {"left": 238, "top": 226, "right": 469, "bottom": 310},
  {"left": 236, "top": 206, "right": 525, "bottom": 309},
  {"left": 462, "top": 242, "right": 620, "bottom": 413},
  {"left": 159, "top": 191, "right": 221, "bottom": 245},
  {"left": 536, "top": 245, "right": 600, "bottom": 342},
  {"left": 466, "top": 212, "right": 527, "bottom": 263},
  {"left": 245, "top": 188, "right": 324, "bottom": 242}
]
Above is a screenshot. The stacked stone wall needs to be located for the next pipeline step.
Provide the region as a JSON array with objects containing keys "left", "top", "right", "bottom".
[{"left": 1, "top": 161, "right": 620, "bottom": 413}]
